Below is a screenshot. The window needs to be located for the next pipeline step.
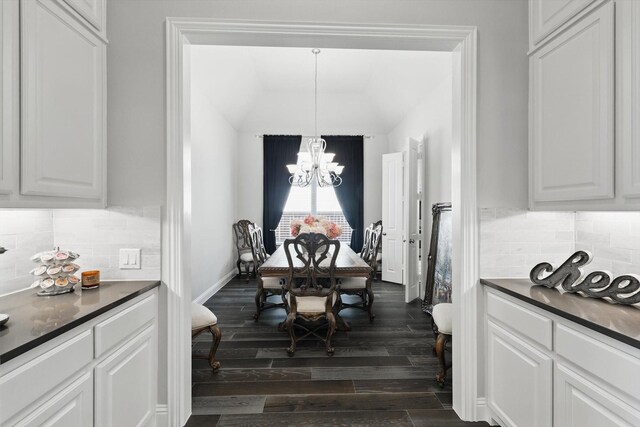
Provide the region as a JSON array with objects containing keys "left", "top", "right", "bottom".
[{"left": 274, "top": 184, "right": 353, "bottom": 245}]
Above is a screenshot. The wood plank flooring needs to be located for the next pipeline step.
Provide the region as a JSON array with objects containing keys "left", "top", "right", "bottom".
[{"left": 187, "top": 277, "right": 488, "bottom": 427}]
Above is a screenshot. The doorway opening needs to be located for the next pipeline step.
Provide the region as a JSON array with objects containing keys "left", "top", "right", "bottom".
[{"left": 166, "top": 20, "right": 479, "bottom": 426}]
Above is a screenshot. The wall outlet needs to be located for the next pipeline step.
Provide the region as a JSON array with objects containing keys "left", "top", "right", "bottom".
[{"left": 119, "top": 248, "right": 141, "bottom": 269}]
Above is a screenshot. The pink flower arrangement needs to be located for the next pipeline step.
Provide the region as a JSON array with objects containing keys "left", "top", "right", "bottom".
[{"left": 290, "top": 215, "right": 342, "bottom": 239}]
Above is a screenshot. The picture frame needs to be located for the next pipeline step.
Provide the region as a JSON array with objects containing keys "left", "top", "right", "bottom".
[{"left": 422, "top": 202, "right": 452, "bottom": 315}]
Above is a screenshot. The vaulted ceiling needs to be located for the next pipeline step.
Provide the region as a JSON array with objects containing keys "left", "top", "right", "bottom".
[{"left": 190, "top": 45, "right": 452, "bottom": 135}]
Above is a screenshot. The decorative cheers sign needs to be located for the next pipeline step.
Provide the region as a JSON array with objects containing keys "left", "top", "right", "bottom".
[{"left": 530, "top": 251, "right": 640, "bottom": 305}]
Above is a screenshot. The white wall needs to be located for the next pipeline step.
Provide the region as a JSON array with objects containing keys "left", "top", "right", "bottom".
[
  {"left": 235, "top": 133, "right": 389, "bottom": 231},
  {"left": 107, "top": 0, "right": 529, "bottom": 209},
  {"left": 190, "top": 91, "right": 239, "bottom": 300}
]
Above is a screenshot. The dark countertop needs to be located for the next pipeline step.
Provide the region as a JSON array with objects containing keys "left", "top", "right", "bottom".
[
  {"left": 481, "top": 278, "right": 640, "bottom": 350},
  {"left": 0, "top": 280, "right": 160, "bottom": 365}
]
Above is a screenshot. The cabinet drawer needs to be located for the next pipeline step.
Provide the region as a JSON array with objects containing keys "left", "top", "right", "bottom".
[
  {"left": 94, "top": 293, "right": 156, "bottom": 358},
  {"left": 556, "top": 323, "right": 640, "bottom": 399},
  {"left": 487, "top": 291, "right": 553, "bottom": 350},
  {"left": 0, "top": 329, "right": 93, "bottom": 424}
]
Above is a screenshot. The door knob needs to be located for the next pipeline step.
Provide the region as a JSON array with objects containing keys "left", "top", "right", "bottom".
[
  {"left": 409, "top": 239, "right": 415, "bottom": 244},
  {"left": 382, "top": 233, "right": 387, "bottom": 236}
]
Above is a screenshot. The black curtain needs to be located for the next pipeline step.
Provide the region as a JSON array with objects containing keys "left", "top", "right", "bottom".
[
  {"left": 323, "top": 135, "right": 364, "bottom": 251},
  {"left": 263, "top": 135, "right": 301, "bottom": 254}
]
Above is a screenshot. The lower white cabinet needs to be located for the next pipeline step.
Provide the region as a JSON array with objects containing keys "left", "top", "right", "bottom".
[
  {"left": 14, "top": 372, "right": 94, "bottom": 427},
  {"left": 95, "top": 326, "right": 156, "bottom": 427},
  {"left": 485, "top": 288, "right": 640, "bottom": 427},
  {"left": 0, "top": 290, "right": 158, "bottom": 426},
  {"left": 487, "top": 320, "right": 553, "bottom": 427},
  {"left": 555, "top": 363, "right": 640, "bottom": 427}
]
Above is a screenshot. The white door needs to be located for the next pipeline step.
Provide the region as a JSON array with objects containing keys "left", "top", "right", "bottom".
[
  {"left": 0, "top": 0, "right": 18, "bottom": 195},
  {"left": 382, "top": 152, "right": 404, "bottom": 284},
  {"left": 20, "top": 0, "right": 106, "bottom": 201},
  {"left": 405, "top": 139, "right": 424, "bottom": 302}
]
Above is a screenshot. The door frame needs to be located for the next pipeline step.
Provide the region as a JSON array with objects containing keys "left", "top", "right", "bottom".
[{"left": 165, "top": 19, "right": 479, "bottom": 426}]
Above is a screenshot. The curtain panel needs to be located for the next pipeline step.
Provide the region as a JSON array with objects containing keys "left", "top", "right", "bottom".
[
  {"left": 262, "top": 135, "right": 302, "bottom": 254},
  {"left": 323, "top": 135, "right": 364, "bottom": 251}
]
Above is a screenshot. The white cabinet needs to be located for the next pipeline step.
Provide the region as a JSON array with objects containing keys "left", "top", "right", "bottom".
[
  {"left": 95, "top": 326, "right": 156, "bottom": 427},
  {"left": 487, "top": 320, "right": 553, "bottom": 427},
  {"left": 529, "top": 0, "right": 597, "bottom": 49},
  {"left": 530, "top": 2, "right": 614, "bottom": 203},
  {"left": 13, "top": 372, "right": 94, "bottom": 427},
  {"left": 20, "top": 0, "right": 106, "bottom": 201},
  {"left": 0, "top": 290, "right": 158, "bottom": 426},
  {"left": 0, "top": 0, "right": 19, "bottom": 196},
  {"left": 555, "top": 363, "right": 640, "bottom": 427},
  {"left": 484, "top": 288, "right": 640, "bottom": 427}
]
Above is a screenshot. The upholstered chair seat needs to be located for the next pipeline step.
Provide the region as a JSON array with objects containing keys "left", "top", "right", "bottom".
[
  {"left": 261, "top": 277, "right": 284, "bottom": 290},
  {"left": 338, "top": 277, "right": 367, "bottom": 290},
  {"left": 432, "top": 303, "right": 453, "bottom": 335},
  {"left": 191, "top": 303, "right": 221, "bottom": 372},
  {"left": 432, "top": 302, "right": 453, "bottom": 386},
  {"left": 286, "top": 292, "right": 338, "bottom": 314},
  {"left": 239, "top": 252, "right": 254, "bottom": 263}
]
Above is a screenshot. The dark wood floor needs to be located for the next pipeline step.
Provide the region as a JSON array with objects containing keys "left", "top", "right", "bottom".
[{"left": 187, "top": 277, "right": 488, "bottom": 427}]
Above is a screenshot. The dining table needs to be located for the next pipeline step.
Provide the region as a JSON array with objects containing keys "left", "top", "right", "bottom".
[{"left": 258, "top": 242, "right": 372, "bottom": 330}]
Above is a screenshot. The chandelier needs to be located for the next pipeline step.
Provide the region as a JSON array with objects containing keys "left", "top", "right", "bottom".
[{"left": 287, "top": 49, "right": 344, "bottom": 188}]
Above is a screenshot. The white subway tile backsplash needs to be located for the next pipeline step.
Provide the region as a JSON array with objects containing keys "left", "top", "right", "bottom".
[
  {"left": 480, "top": 208, "right": 575, "bottom": 278},
  {"left": 482, "top": 209, "right": 640, "bottom": 279},
  {"left": 0, "top": 207, "right": 161, "bottom": 296}
]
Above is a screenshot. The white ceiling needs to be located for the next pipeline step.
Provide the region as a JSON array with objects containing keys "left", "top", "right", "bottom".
[{"left": 190, "top": 45, "right": 452, "bottom": 134}]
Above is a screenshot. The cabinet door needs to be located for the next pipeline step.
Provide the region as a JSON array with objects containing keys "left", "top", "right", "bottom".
[
  {"left": 62, "top": 0, "right": 105, "bottom": 33},
  {"left": 530, "top": 2, "right": 614, "bottom": 203},
  {"left": 555, "top": 363, "right": 640, "bottom": 427},
  {"left": 95, "top": 326, "right": 156, "bottom": 427},
  {"left": 487, "top": 321, "right": 553, "bottom": 427},
  {"left": 11, "top": 372, "right": 93, "bottom": 427},
  {"left": 21, "top": 0, "right": 106, "bottom": 201},
  {"left": 620, "top": 0, "right": 640, "bottom": 198},
  {"left": 0, "top": 0, "right": 19, "bottom": 195},
  {"left": 529, "top": 0, "right": 597, "bottom": 48}
]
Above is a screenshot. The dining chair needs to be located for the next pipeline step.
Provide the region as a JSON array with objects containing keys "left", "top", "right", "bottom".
[
  {"left": 233, "top": 219, "right": 255, "bottom": 281},
  {"left": 191, "top": 303, "right": 222, "bottom": 372},
  {"left": 249, "top": 224, "right": 284, "bottom": 320},
  {"left": 283, "top": 233, "right": 340, "bottom": 356},
  {"left": 338, "top": 222, "right": 382, "bottom": 321},
  {"left": 432, "top": 302, "right": 452, "bottom": 386}
]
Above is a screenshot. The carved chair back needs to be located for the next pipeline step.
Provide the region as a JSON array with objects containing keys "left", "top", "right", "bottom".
[
  {"left": 360, "top": 224, "right": 382, "bottom": 271},
  {"left": 233, "top": 219, "right": 254, "bottom": 257},
  {"left": 283, "top": 233, "right": 340, "bottom": 308},
  {"left": 248, "top": 224, "right": 269, "bottom": 268}
]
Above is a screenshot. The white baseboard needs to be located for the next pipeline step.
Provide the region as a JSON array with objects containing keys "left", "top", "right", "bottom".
[
  {"left": 476, "top": 397, "right": 499, "bottom": 426},
  {"left": 156, "top": 404, "right": 168, "bottom": 427},
  {"left": 192, "top": 269, "right": 236, "bottom": 304}
]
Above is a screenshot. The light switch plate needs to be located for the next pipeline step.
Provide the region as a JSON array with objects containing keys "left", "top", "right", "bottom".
[{"left": 119, "top": 248, "right": 141, "bottom": 269}]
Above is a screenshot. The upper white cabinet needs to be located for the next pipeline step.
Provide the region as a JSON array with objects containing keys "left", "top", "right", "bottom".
[
  {"left": 62, "top": 0, "right": 106, "bottom": 35},
  {"left": 0, "top": 0, "right": 106, "bottom": 208},
  {"left": 530, "top": 2, "right": 614, "bottom": 203},
  {"left": 619, "top": 0, "right": 640, "bottom": 198},
  {"left": 20, "top": 0, "right": 106, "bottom": 201},
  {"left": 0, "top": 0, "right": 19, "bottom": 196},
  {"left": 529, "top": 0, "right": 598, "bottom": 49}
]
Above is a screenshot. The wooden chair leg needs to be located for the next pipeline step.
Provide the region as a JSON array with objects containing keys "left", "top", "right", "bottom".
[
  {"left": 285, "top": 313, "right": 296, "bottom": 356},
  {"left": 325, "top": 312, "right": 336, "bottom": 356},
  {"left": 208, "top": 324, "right": 221, "bottom": 372},
  {"left": 435, "top": 333, "right": 450, "bottom": 386},
  {"left": 366, "top": 285, "right": 375, "bottom": 322},
  {"left": 253, "top": 287, "right": 263, "bottom": 321}
]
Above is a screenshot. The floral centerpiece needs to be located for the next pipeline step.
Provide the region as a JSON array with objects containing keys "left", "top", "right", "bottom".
[{"left": 291, "top": 215, "right": 342, "bottom": 239}]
